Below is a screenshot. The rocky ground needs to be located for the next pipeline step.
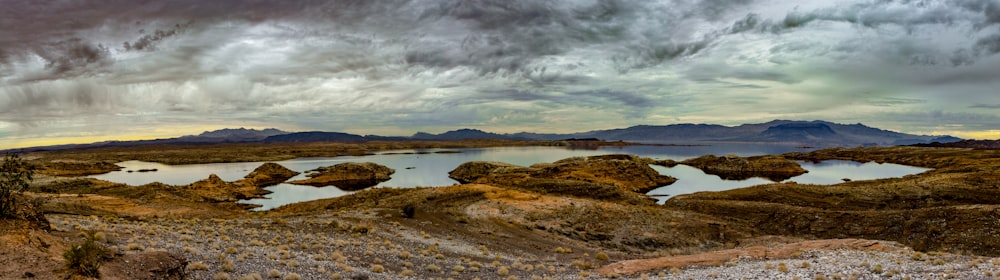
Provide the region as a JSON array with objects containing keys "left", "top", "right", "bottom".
[
  {"left": 34, "top": 213, "right": 1000, "bottom": 280},
  {"left": 5, "top": 145, "right": 1000, "bottom": 279}
]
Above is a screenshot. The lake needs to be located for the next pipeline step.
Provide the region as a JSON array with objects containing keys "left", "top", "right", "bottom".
[{"left": 89, "top": 144, "right": 929, "bottom": 210}]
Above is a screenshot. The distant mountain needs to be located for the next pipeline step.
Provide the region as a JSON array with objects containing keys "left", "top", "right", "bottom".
[
  {"left": 6, "top": 128, "right": 290, "bottom": 152},
  {"left": 4, "top": 120, "right": 962, "bottom": 153},
  {"left": 263, "top": 131, "right": 367, "bottom": 143},
  {"left": 523, "top": 120, "right": 960, "bottom": 147},
  {"left": 172, "top": 128, "right": 288, "bottom": 143},
  {"left": 912, "top": 139, "right": 1000, "bottom": 149},
  {"left": 411, "top": 129, "right": 529, "bottom": 141},
  {"left": 185, "top": 128, "right": 286, "bottom": 141}
]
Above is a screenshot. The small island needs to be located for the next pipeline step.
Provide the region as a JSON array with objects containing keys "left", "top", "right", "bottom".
[{"left": 288, "top": 162, "right": 395, "bottom": 190}]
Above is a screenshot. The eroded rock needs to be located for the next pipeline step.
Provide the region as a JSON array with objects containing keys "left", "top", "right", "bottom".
[
  {"left": 681, "top": 154, "right": 807, "bottom": 181},
  {"left": 447, "top": 161, "right": 524, "bottom": 183},
  {"left": 240, "top": 162, "right": 299, "bottom": 187},
  {"left": 448, "top": 154, "right": 676, "bottom": 203},
  {"left": 183, "top": 174, "right": 266, "bottom": 202},
  {"left": 289, "top": 162, "right": 394, "bottom": 190}
]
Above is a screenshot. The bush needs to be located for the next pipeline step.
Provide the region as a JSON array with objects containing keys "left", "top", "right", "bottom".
[
  {"left": 1, "top": 154, "right": 34, "bottom": 218},
  {"left": 402, "top": 204, "right": 416, "bottom": 218},
  {"left": 63, "top": 233, "right": 112, "bottom": 277}
]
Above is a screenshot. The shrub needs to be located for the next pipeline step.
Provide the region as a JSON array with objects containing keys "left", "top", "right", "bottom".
[
  {"left": 778, "top": 262, "right": 790, "bottom": 273},
  {"left": 402, "top": 204, "right": 416, "bottom": 218},
  {"left": 239, "top": 273, "right": 263, "bottom": 280},
  {"left": 871, "top": 264, "right": 883, "bottom": 274},
  {"left": 268, "top": 269, "right": 282, "bottom": 278},
  {"left": 596, "top": 252, "right": 610, "bottom": 261},
  {"left": 63, "top": 234, "right": 112, "bottom": 277},
  {"left": 222, "top": 260, "right": 235, "bottom": 272},
  {"left": 283, "top": 273, "right": 301, "bottom": 280},
  {"left": 186, "top": 261, "right": 209, "bottom": 271},
  {"left": 497, "top": 266, "right": 510, "bottom": 276},
  {"left": 372, "top": 264, "right": 385, "bottom": 273},
  {"left": 214, "top": 272, "right": 232, "bottom": 280},
  {"left": 0, "top": 154, "right": 34, "bottom": 218}
]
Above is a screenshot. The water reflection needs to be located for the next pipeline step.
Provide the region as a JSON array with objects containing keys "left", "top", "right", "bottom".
[
  {"left": 88, "top": 145, "right": 928, "bottom": 211},
  {"left": 645, "top": 160, "right": 929, "bottom": 203}
]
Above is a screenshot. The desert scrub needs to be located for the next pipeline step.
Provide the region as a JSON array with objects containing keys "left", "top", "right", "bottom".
[
  {"left": 282, "top": 273, "right": 301, "bottom": 280},
  {"left": 222, "top": 259, "right": 235, "bottom": 272},
  {"left": 871, "top": 264, "right": 883, "bottom": 274},
  {"left": 214, "top": 272, "right": 232, "bottom": 280},
  {"left": 554, "top": 246, "right": 572, "bottom": 254},
  {"left": 238, "top": 273, "right": 263, "bottom": 280},
  {"left": 497, "top": 266, "right": 511, "bottom": 276},
  {"left": 63, "top": 233, "right": 113, "bottom": 277},
  {"left": 372, "top": 264, "right": 385, "bottom": 273},
  {"left": 187, "top": 261, "right": 209, "bottom": 271},
  {"left": 126, "top": 242, "right": 143, "bottom": 251},
  {"left": 778, "top": 262, "right": 790, "bottom": 273},
  {"left": 336, "top": 262, "right": 354, "bottom": 272},
  {"left": 596, "top": 251, "right": 610, "bottom": 261}
]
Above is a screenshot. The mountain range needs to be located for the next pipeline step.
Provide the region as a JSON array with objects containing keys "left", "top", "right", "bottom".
[{"left": 6, "top": 120, "right": 962, "bottom": 153}]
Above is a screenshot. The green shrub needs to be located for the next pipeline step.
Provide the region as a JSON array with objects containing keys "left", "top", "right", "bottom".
[
  {"left": 0, "top": 154, "right": 34, "bottom": 218},
  {"left": 63, "top": 234, "right": 112, "bottom": 277}
]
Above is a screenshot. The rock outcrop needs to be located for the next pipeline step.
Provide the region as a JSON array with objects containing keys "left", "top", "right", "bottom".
[
  {"left": 289, "top": 162, "right": 394, "bottom": 190},
  {"left": 448, "top": 154, "right": 676, "bottom": 204},
  {"left": 447, "top": 161, "right": 524, "bottom": 183},
  {"left": 100, "top": 251, "right": 187, "bottom": 280},
  {"left": 183, "top": 174, "right": 268, "bottom": 202},
  {"left": 680, "top": 154, "right": 806, "bottom": 181},
  {"left": 39, "top": 160, "right": 122, "bottom": 176},
  {"left": 239, "top": 162, "right": 299, "bottom": 187}
]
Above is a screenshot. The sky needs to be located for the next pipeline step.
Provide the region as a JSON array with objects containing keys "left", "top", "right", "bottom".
[{"left": 2, "top": 0, "right": 1000, "bottom": 148}]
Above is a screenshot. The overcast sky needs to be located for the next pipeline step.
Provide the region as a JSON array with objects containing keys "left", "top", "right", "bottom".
[{"left": 3, "top": 0, "right": 1000, "bottom": 148}]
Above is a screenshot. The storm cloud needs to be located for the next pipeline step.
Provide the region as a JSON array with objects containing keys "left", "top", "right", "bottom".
[{"left": 2, "top": 0, "right": 1000, "bottom": 147}]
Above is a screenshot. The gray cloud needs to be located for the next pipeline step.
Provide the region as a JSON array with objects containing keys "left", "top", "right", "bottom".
[
  {"left": 2, "top": 0, "right": 1000, "bottom": 146},
  {"left": 975, "top": 34, "right": 1000, "bottom": 54},
  {"left": 124, "top": 22, "right": 193, "bottom": 51},
  {"left": 970, "top": 103, "right": 1000, "bottom": 109},
  {"left": 868, "top": 97, "right": 927, "bottom": 107}
]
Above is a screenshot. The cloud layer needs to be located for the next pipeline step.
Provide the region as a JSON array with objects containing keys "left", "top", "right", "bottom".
[{"left": 3, "top": 0, "right": 1000, "bottom": 147}]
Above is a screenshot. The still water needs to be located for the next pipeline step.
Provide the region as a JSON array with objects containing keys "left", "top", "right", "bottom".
[{"left": 90, "top": 144, "right": 929, "bottom": 210}]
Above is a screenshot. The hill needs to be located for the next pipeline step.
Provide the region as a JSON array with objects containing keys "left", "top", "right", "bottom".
[
  {"left": 912, "top": 139, "right": 1000, "bottom": 149},
  {"left": 4, "top": 120, "right": 961, "bottom": 152},
  {"left": 411, "top": 128, "right": 529, "bottom": 141},
  {"left": 545, "top": 120, "right": 958, "bottom": 146}
]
